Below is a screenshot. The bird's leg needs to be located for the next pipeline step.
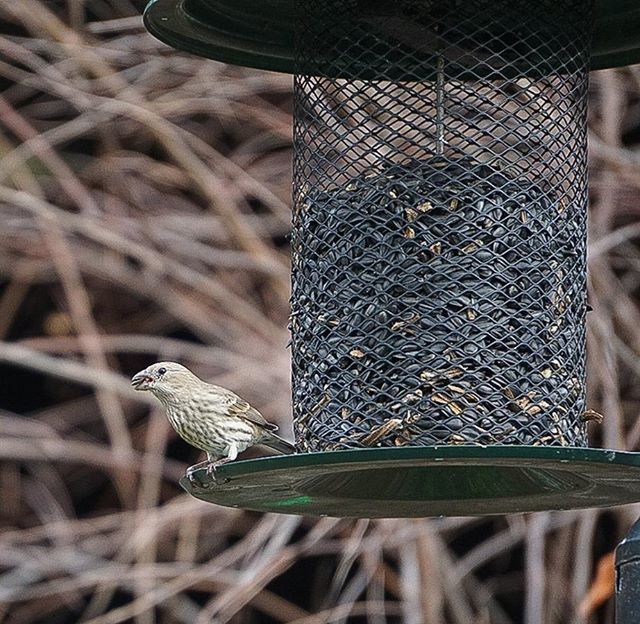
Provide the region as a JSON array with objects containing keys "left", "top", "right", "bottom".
[
  {"left": 205, "top": 444, "right": 238, "bottom": 477},
  {"left": 204, "top": 451, "right": 222, "bottom": 477}
]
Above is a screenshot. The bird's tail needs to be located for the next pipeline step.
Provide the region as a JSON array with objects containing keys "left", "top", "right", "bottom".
[{"left": 261, "top": 432, "right": 296, "bottom": 455}]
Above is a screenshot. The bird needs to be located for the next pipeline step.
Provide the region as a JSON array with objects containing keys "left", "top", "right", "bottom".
[{"left": 131, "top": 362, "right": 295, "bottom": 480}]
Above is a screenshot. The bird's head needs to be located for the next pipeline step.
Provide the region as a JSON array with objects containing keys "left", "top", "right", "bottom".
[{"left": 131, "top": 362, "right": 201, "bottom": 403}]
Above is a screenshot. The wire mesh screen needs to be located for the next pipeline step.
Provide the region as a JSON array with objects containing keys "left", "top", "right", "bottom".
[{"left": 290, "top": 0, "right": 593, "bottom": 452}]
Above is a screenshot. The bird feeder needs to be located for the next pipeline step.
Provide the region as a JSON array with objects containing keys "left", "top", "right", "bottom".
[{"left": 143, "top": 0, "right": 640, "bottom": 517}]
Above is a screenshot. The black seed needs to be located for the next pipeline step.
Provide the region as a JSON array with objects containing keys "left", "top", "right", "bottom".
[{"left": 292, "top": 157, "right": 586, "bottom": 451}]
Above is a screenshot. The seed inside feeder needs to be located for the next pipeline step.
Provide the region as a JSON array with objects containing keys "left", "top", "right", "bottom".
[{"left": 291, "top": 157, "right": 586, "bottom": 452}]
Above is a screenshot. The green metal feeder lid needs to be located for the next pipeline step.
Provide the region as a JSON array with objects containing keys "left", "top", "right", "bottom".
[
  {"left": 144, "top": 0, "right": 640, "bottom": 73},
  {"left": 181, "top": 446, "right": 640, "bottom": 518}
]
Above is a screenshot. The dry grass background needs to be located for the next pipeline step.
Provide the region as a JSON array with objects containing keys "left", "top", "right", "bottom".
[{"left": 0, "top": 2, "right": 640, "bottom": 623}]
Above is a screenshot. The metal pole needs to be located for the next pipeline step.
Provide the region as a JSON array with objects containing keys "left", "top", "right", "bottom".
[
  {"left": 615, "top": 517, "right": 640, "bottom": 623},
  {"left": 435, "top": 52, "right": 445, "bottom": 156},
  {"left": 434, "top": 21, "right": 446, "bottom": 158}
]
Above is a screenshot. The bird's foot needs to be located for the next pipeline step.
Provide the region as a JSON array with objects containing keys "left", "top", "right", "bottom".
[
  {"left": 185, "top": 460, "right": 210, "bottom": 486},
  {"left": 205, "top": 459, "right": 230, "bottom": 484},
  {"left": 185, "top": 470, "right": 201, "bottom": 487},
  {"left": 185, "top": 457, "right": 233, "bottom": 486}
]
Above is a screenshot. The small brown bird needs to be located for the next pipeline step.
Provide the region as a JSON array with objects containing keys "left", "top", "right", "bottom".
[{"left": 131, "top": 362, "right": 295, "bottom": 479}]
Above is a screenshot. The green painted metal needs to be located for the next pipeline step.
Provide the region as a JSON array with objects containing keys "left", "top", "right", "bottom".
[
  {"left": 144, "top": 0, "right": 640, "bottom": 73},
  {"left": 180, "top": 446, "right": 640, "bottom": 517},
  {"left": 145, "top": 0, "right": 640, "bottom": 517}
]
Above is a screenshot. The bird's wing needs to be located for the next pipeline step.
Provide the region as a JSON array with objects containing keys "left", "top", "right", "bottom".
[{"left": 224, "top": 393, "right": 278, "bottom": 431}]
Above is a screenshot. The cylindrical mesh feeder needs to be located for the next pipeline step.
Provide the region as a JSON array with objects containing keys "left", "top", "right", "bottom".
[
  {"left": 291, "top": 0, "right": 589, "bottom": 451},
  {"left": 144, "top": 0, "right": 640, "bottom": 517}
]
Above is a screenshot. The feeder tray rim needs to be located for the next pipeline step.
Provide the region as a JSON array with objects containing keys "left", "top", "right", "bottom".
[
  {"left": 144, "top": 0, "right": 640, "bottom": 75},
  {"left": 180, "top": 445, "right": 640, "bottom": 518}
]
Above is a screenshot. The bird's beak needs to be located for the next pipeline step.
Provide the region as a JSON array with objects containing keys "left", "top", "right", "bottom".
[{"left": 131, "top": 370, "right": 154, "bottom": 391}]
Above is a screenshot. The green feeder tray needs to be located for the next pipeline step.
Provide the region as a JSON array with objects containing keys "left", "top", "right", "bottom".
[
  {"left": 180, "top": 446, "right": 640, "bottom": 518},
  {"left": 144, "top": 0, "right": 640, "bottom": 74}
]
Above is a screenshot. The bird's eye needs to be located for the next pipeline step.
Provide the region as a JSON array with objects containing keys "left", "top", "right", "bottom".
[{"left": 157, "top": 367, "right": 167, "bottom": 376}]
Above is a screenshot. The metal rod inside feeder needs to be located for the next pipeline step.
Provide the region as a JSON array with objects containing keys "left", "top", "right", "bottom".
[{"left": 435, "top": 37, "right": 445, "bottom": 156}]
